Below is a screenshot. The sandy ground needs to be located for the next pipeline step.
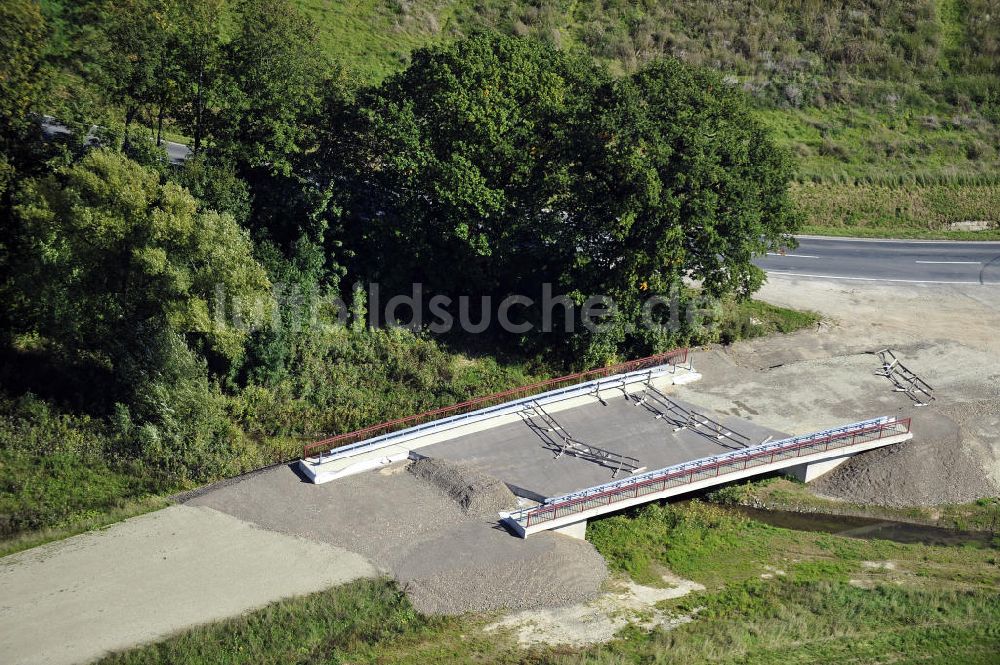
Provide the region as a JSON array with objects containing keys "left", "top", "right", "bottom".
[
  {"left": 675, "top": 275, "right": 1000, "bottom": 505},
  {"left": 0, "top": 505, "right": 374, "bottom": 665},
  {"left": 488, "top": 572, "right": 703, "bottom": 647},
  {"left": 186, "top": 461, "right": 609, "bottom": 615}
]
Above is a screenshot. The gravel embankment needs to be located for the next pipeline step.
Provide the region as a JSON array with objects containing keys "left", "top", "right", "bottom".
[
  {"left": 187, "top": 461, "right": 608, "bottom": 615},
  {"left": 407, "top": 457, "right": 518, "bottom": 517},
  {"left": 681, "top": 277, "right": 1000, "bottom": 508},
  {"left": 812, "top": 399, "right": 1000, "bottom": 506}
]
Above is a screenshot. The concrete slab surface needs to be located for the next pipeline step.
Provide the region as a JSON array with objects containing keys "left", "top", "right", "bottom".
[{"left": 425, "top": 391, "right": 787, "bottom": 498}]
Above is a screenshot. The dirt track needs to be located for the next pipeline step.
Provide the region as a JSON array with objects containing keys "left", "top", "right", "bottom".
[{"left": 0, "top": 505, "right": 374, "bottom": 665}]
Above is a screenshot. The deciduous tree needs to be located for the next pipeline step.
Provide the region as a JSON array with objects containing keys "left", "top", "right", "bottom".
[
  {"left": 13, "top": 150, "right": 272, "bottom": 376},
  {"left": 212, "top": 0, "right": 326, "bottom": 175},
  {"left": 0, "top": 0, "right": 49, "bottom": 196}
]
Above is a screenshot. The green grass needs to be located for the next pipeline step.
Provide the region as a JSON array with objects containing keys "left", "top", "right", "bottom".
[
  {"left": 292, "top": 1, "right": 999, "bottom": 89},
  {"left": 0, "top": 441, "right": 174, "bottom": 557},
  {"left": 791, "top": 181, "right": 1000, "bottom": 237},
  {"left": 798, "top": 224, "right": 1000, "bottom": 240},
  {"left": 758, "top": 106, "right": 1000, "bottom": 186},
  {"left": 94, "top": 501, "right": 1000, "bottom": 664},
  {"left": 0, "top": 392, "right": 177, "bottom": 549},
  {"left": 580, "top": 501, "right": 1000, "bottom": 663},
  {"left": 586, "top": 501, "right": 1000, "bottom": 590},
  {"left": 294, "top": 0, "right": 456, "bottom": 82},
  {"left": 96, "top": 577, "right": 501, "bottom": 665},
  {"left": 570, "top": 580, "right": 1000, "bottom": 664},
  {"left": 761, "top": 105, "right": 1000, "bottom": 238},
  {"left": 0, "top": 493, "right": 167, "bottom": 558},
  {"left": 715, "top": 299, "right": 820, "bottom": 344}
]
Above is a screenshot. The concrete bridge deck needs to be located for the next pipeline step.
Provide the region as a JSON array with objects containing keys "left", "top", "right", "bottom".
[
  {"left": 421, "top": 393, "right": 785, "bottom": 500},
  {"left": 299, "top": 351, "right": 700, "bottom": 484},
  {"left": 503, "top": 416, "right": 913, "bottom": 537},
  {"left": 299, "top": 351, "right": 914, "bottom": 538}
]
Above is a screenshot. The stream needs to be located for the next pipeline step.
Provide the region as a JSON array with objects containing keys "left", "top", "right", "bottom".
[{"left": 726, "top": 505, "right": 996, "bottom": 547}]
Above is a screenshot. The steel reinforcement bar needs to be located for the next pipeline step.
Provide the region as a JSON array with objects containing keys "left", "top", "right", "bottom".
[
  {"left": 302, "top": 348, "right": 689, "bottom": 459},
  {"left": 506, "top": 416, "right": 911, "bottom": 530}
]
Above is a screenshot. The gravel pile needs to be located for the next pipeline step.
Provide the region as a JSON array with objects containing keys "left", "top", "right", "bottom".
[
  {"left": 680, "top": 335, "right": 1000, "bottom": 508},
  {"left": 813, "top": 401, "right": 1000, "bottom": 506},
  {"left": 395, "top": 523, "right": 608, "bottom": 615},
  {"left": 407, "top": 457, "right": 518, "bottom": 517}
]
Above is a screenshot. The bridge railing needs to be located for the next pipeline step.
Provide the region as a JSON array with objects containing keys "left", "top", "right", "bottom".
[
  {"left": 303, "top": 348, "right": 689, "bottom": 459},
  {"left": 507, "top": 416, "right": 911, "bottom": 530}
]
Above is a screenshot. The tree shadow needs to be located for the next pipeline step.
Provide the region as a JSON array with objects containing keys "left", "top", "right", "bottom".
[{"left": 0, "top": 343, "right": 116, "bottom": 414}]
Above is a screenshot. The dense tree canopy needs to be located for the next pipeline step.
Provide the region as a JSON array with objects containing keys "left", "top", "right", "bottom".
[
  {"left": 572, "top": 58, "right": 799, "bottom": 299},
  {"left": 12, "top": 150, "right": 271, "bottom": 371},
  {"left": 0, "top": 0, "right": 48, "bottom": 196},
  {"left": 331, "top": 34, "right": 798, "bottom": 358},
  {"left": 336, "top": 35, "right": 599, "bottom": 295},
  {"left": 213, "top": 0, "right": 326, "bottom": 175}
]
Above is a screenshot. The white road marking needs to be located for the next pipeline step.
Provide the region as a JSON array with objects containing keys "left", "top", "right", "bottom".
[
  {"left": 766, "top": 253, "right": 820, "bottom": 258},
  {"left": 914, "top": 260, "right": 981, "bottom": 264},
  {"left": 795, "top": 235, "right": 1000, "bottom": 245},
  {"left": 766, "top": 270, "right": 986, "bottom": 285}
]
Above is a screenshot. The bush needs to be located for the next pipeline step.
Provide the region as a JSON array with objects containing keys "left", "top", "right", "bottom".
[
  {"left": 232, "top": 323, "right": 538, "bottom": 442},
  {"left": 0, "top": 393, "right": 165, "bottom": 536}
]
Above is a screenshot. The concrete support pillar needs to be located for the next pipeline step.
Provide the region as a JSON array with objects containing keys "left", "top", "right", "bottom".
[
  {"left": 552, "top": 519, "right": 587, "bottom": 540},
  {"left": 789, "top": 455, "right": 851, "bottom": 483}
]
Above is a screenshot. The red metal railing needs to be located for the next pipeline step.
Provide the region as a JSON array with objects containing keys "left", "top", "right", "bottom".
[
  {"left": 302, "top": 347, "right": 689, "bottom": 459},
  {"left": 514, "top": 416, "right": 911, "bottom": 529}
]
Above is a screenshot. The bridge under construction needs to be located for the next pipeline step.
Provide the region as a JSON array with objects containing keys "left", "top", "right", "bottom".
[{"left": 299, "top": 349, "right": 913, "bottom": 538}]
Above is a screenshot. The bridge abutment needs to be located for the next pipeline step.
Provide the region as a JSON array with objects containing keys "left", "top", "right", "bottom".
[
  {"left": 552, "top": 519, "right": 588, "bottom": 540},
  {"left": 788, "top": 455, "right": 852, "bottom": 483}
]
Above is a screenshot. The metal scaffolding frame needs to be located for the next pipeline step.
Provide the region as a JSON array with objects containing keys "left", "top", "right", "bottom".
[
  {"left": 634, "top": 374, "right": 751, "bottom": 449},
  {"left": 874, "top": 349, "right": 935, "bottom": 406},
  {"left": 521, "top": 400, "right": 646, "bottom": 478},
  {"left": 589, "top": 377, "right": 630, "bottom": 406}
]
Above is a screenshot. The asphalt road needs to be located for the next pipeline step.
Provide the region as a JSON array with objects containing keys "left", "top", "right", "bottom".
[
  {"left": 756, "top": 236, "right": 1000, "bottom": 285},
  {"left": 41, "top": 117, "right": 191, "bottom": 164}
]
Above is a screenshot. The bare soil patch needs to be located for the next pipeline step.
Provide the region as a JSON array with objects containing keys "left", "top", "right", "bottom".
[
  {"left": 186, "top": 461, "right": 608, "bottom": 615},
  {"left": 487, "top": 572, "right": 703, "bottom": 647},
  {"left": 677, "top": 276, "right": 1000, "bottom": 506}
]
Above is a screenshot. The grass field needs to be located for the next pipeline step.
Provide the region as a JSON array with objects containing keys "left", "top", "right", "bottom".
[
  {"left": 793, "top": 182, "right": 1000, "bottom": 239},
  {"left": 95, "top": 501, "right": 1000, "bottom": 664}
]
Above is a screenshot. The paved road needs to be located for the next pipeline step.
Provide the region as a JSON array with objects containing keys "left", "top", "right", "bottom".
[
  {"left": 757, "top": 236, "right": 1000, "bottom": 285},
  {"left": 41, "top": 116, "right": 191, "bottom": 164}
]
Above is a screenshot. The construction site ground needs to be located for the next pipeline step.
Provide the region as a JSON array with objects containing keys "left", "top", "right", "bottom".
[{"left": 2, "top": 275, "right": 998, "bottom": 664}]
